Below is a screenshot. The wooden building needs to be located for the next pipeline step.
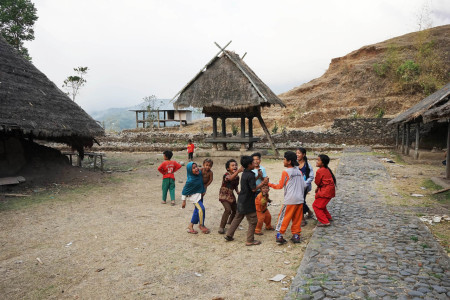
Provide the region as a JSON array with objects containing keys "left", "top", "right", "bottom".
[
  {"left": 0, "top": 35, "right": 104, "bottom": 176},
  {"left": 130, "top": 109, "right": 192, "bottom": 128},
  {"left": 388, "top": 82, "right": 450, "bottom": 178},
  {"left": 172, "top": 43, "right": 285, "bottom": 155}
]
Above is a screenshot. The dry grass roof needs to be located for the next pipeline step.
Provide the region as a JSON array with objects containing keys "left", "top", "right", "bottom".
[
  {"left": 423, "top": 95, "right": 450, "bottom": 123},
  {"left": 0, "top": 35, "right": 104, "bottom": 146},
  {"left": 387, "top": 82, "right": 450, "bottom": 125},
  {"left": 174, "top": 50, "right": 285, "bottom": 111}
]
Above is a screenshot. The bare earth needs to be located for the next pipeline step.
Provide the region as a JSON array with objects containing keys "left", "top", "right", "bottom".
[{"left": 0, "top": 152, "right": 338, "bottom": 299}]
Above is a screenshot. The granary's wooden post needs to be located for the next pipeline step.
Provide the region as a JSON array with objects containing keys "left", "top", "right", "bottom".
[
  {"left": 414, "top": 122, "right": 420, "bottom": 160},
  {"left": 135, "top": 111, "right": 139, "bottom": 128},
  {"left": 257, "top": 115, "right": 279, "bottom": 156},
  {"left": 396, "top": 124, "right": 399, "bottom": 149},
  {"left": 447, "top": 122, "right": 450, "bottom": 179},
  {"left": 212, "top": 116, "right": 218, "bottom": 150},
  {"left": 248, "top": 117, "right": 254, "bottom": 150},
  {"left": 143, "top": 111, "right": 146, "bottom": 128},
  {"left": 240, "top": 117, "right": 246, "bottom": 150},
  {"left": 157, "top": 110, "right": 160, "bottom": 128},
  {"left": 406, "top": 123, "right": 410, "bottom": 155},
  {"left": 401, "top": 123, "right": 406, "bottom": 154},
  {"left": 222, "top": 117, "right": 227, "bottom": 150}
]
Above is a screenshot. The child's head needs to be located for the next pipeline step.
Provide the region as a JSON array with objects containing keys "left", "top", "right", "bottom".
[
  {"left": 191, "top": 162, "right": 200, "bottom": 175},
  {"left": 283, "top": 151, "right": 299, "bottom": 168},
  {"left": 251, "top": 152, "right": 262, "bottom": 168},
  {"left": 163, "top": 150, "right": 173, "bottom": 160},
  {"left": 261, "top": 184, "right": 269, "bottom": 196},
  {"left": 203, "top": 158, "right": 213, "bottom": 171},
  {"left": 296, "top": 147, "right": 307, "bottom": 161},
  {"left": 188, "top": 139, "right": 192, "bottom": 144},
  {"left": 317, "top": 154, "right": 330, "bottom": 168},
  {"left": 225, "top": 159, "right": 237, "bottom": 172},
  {"left": 240, "top": 155, "right": 254, "bottom": 170}
]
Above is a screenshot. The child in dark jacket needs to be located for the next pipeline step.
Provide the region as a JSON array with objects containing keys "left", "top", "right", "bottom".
[{"left": 313, "top": 154, "right": 337, "bottom": 227}]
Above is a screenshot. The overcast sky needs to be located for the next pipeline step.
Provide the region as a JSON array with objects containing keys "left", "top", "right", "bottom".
[{"left": 26, "top": 0, "right": 450, "bottom": 113}]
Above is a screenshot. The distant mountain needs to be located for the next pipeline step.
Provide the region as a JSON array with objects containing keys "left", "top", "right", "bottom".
[{"left": 89, "top": 100, "right": 204, "bottom": 131}]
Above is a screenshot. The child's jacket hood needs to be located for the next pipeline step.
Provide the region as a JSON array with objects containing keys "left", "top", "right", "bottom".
[{"left": 182, "top": 162, "right": 205, "bottom": 196}]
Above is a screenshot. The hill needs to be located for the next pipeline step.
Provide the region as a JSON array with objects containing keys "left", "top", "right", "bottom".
[{"left": 264, "top": 25, "right": 450, "bottom": 128}]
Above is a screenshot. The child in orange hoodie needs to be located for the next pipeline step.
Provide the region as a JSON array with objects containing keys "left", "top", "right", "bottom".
[
  {"left": 254, "top": 184, "right": 274, "bottom": 235},
  {"left": 313, "top": 154, "right": 336, "bottom": 227}
]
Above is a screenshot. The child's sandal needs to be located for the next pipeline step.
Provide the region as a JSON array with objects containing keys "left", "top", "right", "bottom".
[
  {"left": 317, "top": 223, "right": 330, "bottom": 227},
  {"left": 187, "top": 228, "right": 198, "bottom": 234},
  {"left": 246, "top": 240, "right": 261, "bottom": 246},
  {"left": 200, "top": 226, "right": 210, "bottom": 234},
  {"left": 171, "top": 201, "right": 176, "bottom": 206},
  {"left": 161, "top": 201, "right": 166, "bottom": 204}
]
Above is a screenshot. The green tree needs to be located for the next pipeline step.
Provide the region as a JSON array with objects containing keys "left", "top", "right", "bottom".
[
  {"left": 0, "top": 0, "right": 38, "bottom": 61},
  {"left": 62, "top": 67, "right": 89, "bottom": 101}
]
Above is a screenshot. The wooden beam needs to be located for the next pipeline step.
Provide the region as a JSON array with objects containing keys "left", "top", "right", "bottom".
[
  {"left": 257, "top": 114, "right": 279, "bottom": 156},
  {"left": 415, "top": 122, "right": 420, "bottom": 159},
  {"left": 447, "top": 122, "right": 450, "bottom": 180},
  {"left": 241, "top": 117, "right": 245, "bottom": 138}
]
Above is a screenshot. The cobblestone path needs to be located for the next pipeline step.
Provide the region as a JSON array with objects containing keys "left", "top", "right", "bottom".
[{"left": 286, "top": 153, "right": 450, "bottom": 300}]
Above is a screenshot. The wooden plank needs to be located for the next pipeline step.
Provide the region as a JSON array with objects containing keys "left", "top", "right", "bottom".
[
  {"left": 1, "top": 193, "right": 30, "bottom": 197},
  {"left": 0, "top": 177, "right": 19, "bottom": 185},
  {"left": 257, "top": 115, "right": 279, "bottom": 156},
  {"left": 432, "top": 187, "right": 450, "bottom": 195}
]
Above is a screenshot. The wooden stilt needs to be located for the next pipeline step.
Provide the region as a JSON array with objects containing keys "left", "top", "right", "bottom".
[
  {"left": 447, "top": 122, "right": 450, "bottom": 179},
  {"left": 415, "top": 122, "right": 420, "bottom": 160},
  {"left": 401, "top": 123, "right": 406, "bottom": 154},
  {"left": 248, "top": 117, "right": 253, "bottom": 150},
  {"left": 222, "top": 117, "right": 227, "bottom": 150},
  {"left": 241, "top": 117, "right": 245, "bottom": 138},
  {"left": 157, "top": 110, "right": 160, "bottom": 128},
  {"left": 396, "top": 124, "right": 399, "bottom": 149},
  {"left": 135, "top": 111, "right": 139, "bottom": 128},
  {"left": 406, "top": 123, "right": 410, "bottom": 155},
  {"left": 212, "top": 117, "right": 217, "bottom": 138},
  {"left": 143, "top": 112, "right": 146, "bottom": 128},
  {"left": 257, "top": 115, "right": 279, "bottom": 156}
]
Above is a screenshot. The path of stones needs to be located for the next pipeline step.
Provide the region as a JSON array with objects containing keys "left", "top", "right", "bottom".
[{"left": 286, "top": 151, "right": 450, "bottom": 300}]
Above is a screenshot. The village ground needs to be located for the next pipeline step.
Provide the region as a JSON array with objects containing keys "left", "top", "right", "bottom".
[{"left": 0, "top": 150, "right": 448, "bottom": 299}]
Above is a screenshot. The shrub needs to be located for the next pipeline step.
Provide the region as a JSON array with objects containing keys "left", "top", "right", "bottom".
[
  {"left": 397, "top": 60, "right": 420, "bottom": 82},
  {"left": 231, "top": 123, "right": 238, "bottom": 136},
  {"left": 271, "top": 121, "right": 279, "bottom": 134},
  {"left": 374, "top": 107, "right": 385, "bottom": 118}
]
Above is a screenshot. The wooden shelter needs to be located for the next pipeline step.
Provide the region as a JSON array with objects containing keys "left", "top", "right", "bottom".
[
  {"left": 130, "top": 109, "right": 192, "bottom": 128},
  {"left": 0, "top": 35, "right": 104, "bottom": 174},
  {"left": 387, "top": 83, "right": 450, "bottom": 178},
  {"left": 172, "top": 42, "right": 285, "bottom": 155}
]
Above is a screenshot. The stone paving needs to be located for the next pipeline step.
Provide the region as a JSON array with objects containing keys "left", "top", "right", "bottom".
[{"left": 286, "top": 152, "right": 450, "bottom": 300}]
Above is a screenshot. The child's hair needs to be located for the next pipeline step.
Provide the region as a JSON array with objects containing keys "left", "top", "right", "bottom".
[
  {"left": 203, "top": 158, "right": 213, "bottom": 167},
  {"left": 188, "top": 139, "right": 192, "bottom": 143},
  {"left": 284, "top": 151, "right": 299, "bottom": 166},
  {"left": 225, "top": 159, "right": 237, "bottom": 170},
  {"left": 240, "top": 156, "right": 253, "bottom": 169},
  {"left": 318, "top": 154, "right": 337, "bottom": 186},
  {"left": 163, "top": 150, "right": 173, "bottom": 160},
  {"left": 297, "top": 147, "right": 310, "bottom": 178},
  {"left": 251, "top": 152, "right": 261, "bottom": 159}
]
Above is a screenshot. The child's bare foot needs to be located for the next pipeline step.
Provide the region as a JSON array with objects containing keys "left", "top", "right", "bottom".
[
  {"left": 171, "top": 200, "right": 175, "bottom": 206},
  {"left": 317, "top": 223, "right": 330, "bottom": 227},
  {"left": 161, "top": 201, "right": 166, "bottom": 204},
  {"left": 199, "top": 226, "right": 210, "bottom": 234}
]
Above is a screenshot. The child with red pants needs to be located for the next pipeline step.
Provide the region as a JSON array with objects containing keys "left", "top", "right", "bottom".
[
  {"left": 313, "top": 154, "right": 337, "bottom": 227},
  {"left": 268, "top": 151, "right": 306, "bottom": 244},
  {"left": 254, "top": 184, "right": 274, "bottom": 235}
]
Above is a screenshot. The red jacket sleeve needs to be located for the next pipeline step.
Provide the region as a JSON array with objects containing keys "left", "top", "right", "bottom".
[
  {"left": 268, "top": 170, "right": 289, "bottom": 190},
  {"left": 173, "top": 161, "right": 182, "bottom": 173}
]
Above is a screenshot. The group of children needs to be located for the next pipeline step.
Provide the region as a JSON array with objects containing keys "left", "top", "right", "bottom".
[{"left": 157, "top": 144, "right": 336, "bottom": 246}]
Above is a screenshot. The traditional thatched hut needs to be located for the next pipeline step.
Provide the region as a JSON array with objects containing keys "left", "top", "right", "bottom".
[
  {"left": 387, "top": 82, "right": 450, "bottom": 160},
  {"left": 0, "top": 35, "right": 104, "bottom": 176},
  {"left": 173, "top": 44, "right": 285, "bottom": 155}
]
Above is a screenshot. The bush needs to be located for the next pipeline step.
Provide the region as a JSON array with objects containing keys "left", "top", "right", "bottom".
[
  {"left": 397, "top": 60, "right": 420, "bottom": 82},
  {"left": 231, "top": 123, "right": 239, "bottom": 136},
  {"left": 271, "top": 121, "right": 278, "bottom": 134},
  {"left": 374, "top": 108, "right": 385, "bottom": 118},
  {"left": 373, "top": 62, "right": 389, "bottom": 77}
]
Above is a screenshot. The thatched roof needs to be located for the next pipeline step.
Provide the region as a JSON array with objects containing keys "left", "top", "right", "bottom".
[
  {"left": 173, "top": 50, "right": 285, "bottom": 111},
  {"left": 423, "top": 96, "right": 450, "bottom": 123},
  {"left": 387, "top": 82, "right": 450, "bottom": 125},
  {"left": 0, "top": 35, "right": 104, "bottom": 148}
]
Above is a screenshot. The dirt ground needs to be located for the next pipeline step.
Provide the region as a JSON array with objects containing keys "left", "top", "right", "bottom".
[{"left": 0, "top": 152, "right": 339, "bottom": 299}]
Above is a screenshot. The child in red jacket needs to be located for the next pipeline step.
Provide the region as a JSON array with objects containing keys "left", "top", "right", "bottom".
[
  {"left": 313, "top": 154, "right": 336, "bottom": 226},
  {"left": 157, "top": 150, "right": 182, "bottom": 205}
]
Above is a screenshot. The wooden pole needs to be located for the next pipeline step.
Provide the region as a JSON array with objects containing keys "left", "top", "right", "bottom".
[
  {"left": 396, "top": 124, "right": 399, "bottom": 149},
  {"left": 157, "top": 110, "right": 160, "bottom": 129},
  {"left": 257, "top": 115, "right": 279, "bottom": 156},
  {"left": 241, "top": 117, "right": 245, "bottom": 138},
  {"left": 143, "top": 112, "right": 146, "bottom": 128},
  {"left": 135, "top": 111, "right": 138, "bottom": 128},
  {"left": 248, "top": 117, "right": 253, "bottom": 137},
  {"left": 447, "top": 122, "right": 450, "bottom": 179},
  {"left": 212, "top": 117, "right": 217, "bottom": 138},
  {"left": 401, "top": 123, "right": 406, "bottom": 154},
  {"left": 415, "top": 122, "right": 420, "bottom": 160},
  {"left": 221, "top": 117, "right": 227, "bottom": 150},
  {"left": 406, "top": 123, "right": 410, "bottom": 155}
]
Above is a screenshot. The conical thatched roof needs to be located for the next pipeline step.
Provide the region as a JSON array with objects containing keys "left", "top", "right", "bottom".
[
  {"left": 173, "top": 50, "right": 285, "bottom": 110},
  {"left": 0, "top": 35, "right": 104, "bottom": 147},
  {"left": 387, "top": 82, "right": 450, "bottom": 125}
]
